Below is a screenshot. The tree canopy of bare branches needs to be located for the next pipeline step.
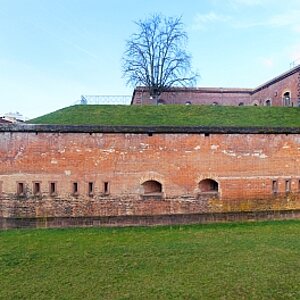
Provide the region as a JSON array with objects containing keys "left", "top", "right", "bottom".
[{"left": 123, "top": 15, "right": 198, "bottom": 101}]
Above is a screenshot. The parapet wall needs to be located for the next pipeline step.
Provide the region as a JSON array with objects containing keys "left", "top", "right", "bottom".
[{"left": 0, "top": 124, "right": 300, "bottom": 226}]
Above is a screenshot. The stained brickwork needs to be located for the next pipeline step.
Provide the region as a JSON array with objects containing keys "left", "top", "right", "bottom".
[
  {"left": 0, "top": 126, "right": 299, "bottom": 221},
  {"left": 131, "top": 66, "right": 300, "bottom": 107}
]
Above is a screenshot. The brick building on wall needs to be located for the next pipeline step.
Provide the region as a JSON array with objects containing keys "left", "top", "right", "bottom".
[
  {"left": 0, "top": 124, "right": 300, "bottom": 228},
  {"left": 131, "top": 65, "right": 300, "bottom": 107}
]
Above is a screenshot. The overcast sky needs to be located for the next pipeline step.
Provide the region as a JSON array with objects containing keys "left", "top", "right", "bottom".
[{"left": 1, "top": 0, "right": 300, "bottom": 118}]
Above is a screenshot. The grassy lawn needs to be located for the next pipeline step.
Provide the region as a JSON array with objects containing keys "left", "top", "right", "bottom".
[
  {"left": 28, "top": 105, "right": 300, "bottom": 127},
  {"left": 0, "top": 221, "right": 299, "bottom": 299}
]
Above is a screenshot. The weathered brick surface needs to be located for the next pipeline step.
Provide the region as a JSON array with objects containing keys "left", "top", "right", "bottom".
[
  {"left": 133, "top": 88, "right": 252, "bottom": 106},
  {"left": 0, "top": 128, "right": 300, "bottom": 220},
  {"left": 252, "top": 71, "right": 300, "bottom": 106},
  {"left": 1, "top": 210, "right": 300, "bottom": 229},
  {"left": 132, "top": 67, "right": 300, "bottom": 107}
]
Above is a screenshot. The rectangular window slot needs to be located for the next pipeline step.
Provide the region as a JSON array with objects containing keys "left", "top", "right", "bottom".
[
  {"left": 88, "top": 182, "right": 94, "bottom": 196},
  {"left": 272, "top": 180, "right": 278, "bottom": 194},
  {"left": 104, "top": 182, "right": 109, "bottom": 194},
  {"left": 204, "top": 133, "right": 210, "bottom": 137},
  {"left": 33, "top": 182, "right": 41, "bottom": 196},
  {"left": 285, "top": 180, "right": 291, "bottom": 193},
  {"left": 17, "top": 182, "right": 25, "bottom": 196},
  {"left": 73, "top": 182, "right": 79, "bottom": 195},
  {"left": 50, "top": 182, "right": 57, "bottom": 196}
]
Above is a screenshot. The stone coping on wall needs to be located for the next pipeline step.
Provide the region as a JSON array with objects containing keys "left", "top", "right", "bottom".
[
  {"left": 1, "top": 209, "right": 300, "bottom": 229},
  {"left": 0, "top": 124, "right": 300, "bottom": 134}
]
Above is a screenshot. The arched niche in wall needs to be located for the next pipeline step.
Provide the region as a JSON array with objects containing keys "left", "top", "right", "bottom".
[
  {"left": 141, "top": 180, "right": 163, "bottom": 200},
  {"left": 197, "top": 178, "right": 219, "bottom": 200},
  {"left": 199, "top": 179, "right": 218, "bottom": 193}
]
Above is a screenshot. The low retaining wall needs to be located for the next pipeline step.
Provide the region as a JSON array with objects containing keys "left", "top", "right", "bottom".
[{"left": 1, "top": 209, "right": 299, "bottom": 229}]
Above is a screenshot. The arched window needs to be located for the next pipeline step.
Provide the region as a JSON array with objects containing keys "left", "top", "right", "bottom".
[
  {"left": 212, "top": 102, "right": 218, "bottom": 106},
  {"left": 185, "top": 101, "right": 192, "bottom": 105},
  {"left": 238, "top": 102, "right": 244, "bottom": 106},
  {"left": 142, "top": 180, "right": 162, "bottom": 194},
  {"left": 283, "top": 91, "right": 291, "bottom": 107},
  {"left": 199, "top": 179, "right": 218, "bottom": 193},
  {"left": 265, "top": 99, "right": 271, "bottom": 106}
]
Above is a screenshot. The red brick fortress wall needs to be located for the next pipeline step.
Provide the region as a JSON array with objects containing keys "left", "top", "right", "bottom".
[
  {"left": 0, "top": 125, "right": 300, "bottom": 219},
  {"left": 252, "top": 70, "right": 300, "bottom": 106},
  {"left": 131, "top": 66, "right": 300, "bottom": 107},
  {"left": 132, "top": 87, "right": 252, "bottom": 106}
]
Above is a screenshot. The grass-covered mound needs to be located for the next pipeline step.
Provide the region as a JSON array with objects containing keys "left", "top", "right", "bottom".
[
  {"left": 1, "top": 221, "right": 300, "bottom": 299},
  {"left": 28, "top": 105, "right": 300, "bottom": 127}
]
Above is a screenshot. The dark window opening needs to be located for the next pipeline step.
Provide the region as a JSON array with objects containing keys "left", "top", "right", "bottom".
[
  {"left": 283, "top": 92, "right": 291, "bottom": 107},
  {"left": 72, "top": 182, "right": 78, "bottom": 195},
  {"left": 272, "top": 180, "right": 278, "bottom": 194},
  {"left": 212, "top": 102, "right": 218, "bottom": 106},
  {"left": 148, "top": 133, "right": 153, "bottom": 137},
  {"left": 204, "top": 133, "right": 210, "bottom": 137},
  {"left": 142, "top": 180, "right": 162, "bottom": 194},
  {"left": 104, "top": 182, "right": 109, "bottom": 194},
  {"left": 157, "top": 99, "right": 165, "bottom": 105},
  {"left": 33, "top": 182, "right": 41, "bottom": 196},
  {"left": 17, "top": 182, "right": 25, "bottom": 196},
  {"left": 185, "top": 101, "right": 192, "bottom": 105},
  {"left": 88, "top": 182, "right": 94, "bottom": 196},
  {"left": 50, "top": 182, "right": 57, "bottom": 196},
  {"left": 265, "top": 100, "right": 271, "bottom": 106},
  {"left": 285, "top": 180, "right": 291, "bottom": 193},
  {"left": 238, "top": 102, "right": 244, "bottom": 106}
]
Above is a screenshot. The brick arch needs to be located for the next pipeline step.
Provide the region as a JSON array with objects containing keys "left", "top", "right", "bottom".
[
  {"left": 142, "top": 180, "right": 162, "bottom": 194},
  {"left": 139, "top": 172, "right": 165, "bottom": 194},
  {"left": 282, "top": 90, "right": 291, "bottom": 106},
  {"left": 199, "top": 178, "right": 219, "bottom": 192},
  {"left": 265, "top": 99, "right": 272, "bottom": 106}
]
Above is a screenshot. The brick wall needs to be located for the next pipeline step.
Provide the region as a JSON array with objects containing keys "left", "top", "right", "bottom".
[
  {"left": 131, "top": 67, "right": 300, "bottom": 107},
  {"left": 0, "top": 128, "right": 300, "bottom": 220},
  {"left": 133, "top": 88, "right": 252, "bottom": 106},
  {"left": 252, "top": 71, "right": 300, "bottom": 106}
]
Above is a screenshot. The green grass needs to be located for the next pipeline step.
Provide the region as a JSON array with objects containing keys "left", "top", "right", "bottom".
[
  {"left": 28, "top": 105, "right": 300, "bottom": 127},
  {"left": 0, "top": 221, "right": 300, "bottom": 299}
]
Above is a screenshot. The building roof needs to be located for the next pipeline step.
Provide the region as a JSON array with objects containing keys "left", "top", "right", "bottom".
[{"left": 252, "top": 64, "right": 300, "bottom": 94}]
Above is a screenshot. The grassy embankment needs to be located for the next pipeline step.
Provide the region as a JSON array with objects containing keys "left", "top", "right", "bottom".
[
  {"left": 29, "top": 105, "right": 300, "bottom": 127},
  {"left": 1, "top": 221, "right": 300, "bottom": 299}
]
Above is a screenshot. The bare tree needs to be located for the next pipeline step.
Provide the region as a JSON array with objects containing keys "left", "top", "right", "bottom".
[{"left": 123, "top": 15, "right": 198, "bottom": 103}]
